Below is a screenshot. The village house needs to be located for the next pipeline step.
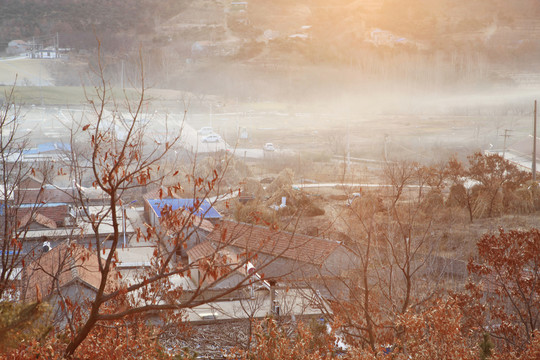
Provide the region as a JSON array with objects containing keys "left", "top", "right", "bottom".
[
  {"left": 206, "top": 220, "right": 355, "bottom": 282},
  {"left": 1, "top": 174, "right": 131, "bottom": 254},
  {"left": 5, "top": 40, "right": 30, "bottom": 55},
  {"left": 144, "top": 196, "right": 219, "bottom": 259},
  {"left": 183, "top": 239, "right": 327, "bottom": 324},
  {"left": 22, "top": 243, "right": 118, "bottom": 324}
]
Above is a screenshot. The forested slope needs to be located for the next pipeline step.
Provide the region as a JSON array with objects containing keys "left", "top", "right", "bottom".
[{"left": 0, "top": 0, "right": 187, "bottom": 50}]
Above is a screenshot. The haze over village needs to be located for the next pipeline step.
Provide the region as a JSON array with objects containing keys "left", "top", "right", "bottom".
[{"left": 0, "top": 1, "right": 539, "bottom": 359}]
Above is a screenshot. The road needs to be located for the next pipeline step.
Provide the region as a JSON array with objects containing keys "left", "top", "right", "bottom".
[
  {"left": 143, "top": 112, "right": 287, "bottom": 158},
  {"left": 17, "top": 106, "right": 292, "bottom": 161},
  {"left": 206, "top": 181, "right": 423, "bottom": 205}
]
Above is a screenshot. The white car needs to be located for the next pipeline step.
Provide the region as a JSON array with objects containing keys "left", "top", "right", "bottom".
[
  {"left": 198, "top": 127, "right": 214, "bottom": 136},
  {"left": 263, "top": 143, "right": 275, "bottom": 151},
  {"left": 202, "top": 134, "right": 221, "bottom": 143}
]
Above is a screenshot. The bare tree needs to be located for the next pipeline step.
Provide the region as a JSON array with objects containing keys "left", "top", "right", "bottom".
[
  {"left": 378, "top": 162, "right": 440, "bottom": 314},
  {"left": 0, "top": 82, "right": 54, "bottom": 300},
  {"left": 446, "top": 153, "right": 531, "bottom": 221},
  {"left": 315, "top": 160, "right": 450, "bottom": 352},
  {"left": 56, "top": 43, "right": 281, "bottom": 357}
]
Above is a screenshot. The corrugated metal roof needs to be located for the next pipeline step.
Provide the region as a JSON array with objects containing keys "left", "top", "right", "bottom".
[{"left": 147, "top": 198, "right": 221, "bottom": 219}]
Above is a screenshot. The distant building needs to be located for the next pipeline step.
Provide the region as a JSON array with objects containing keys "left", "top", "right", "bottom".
[
  {"left": 227, "top": 1, "right": 249, "bottom": 25},
  {"left": 367, "top": 28, "right": 398, "bottom": 46},
  {"left": 191, "top": 40, "right": 240, "bottom": 58},
  {"left": 6, "top": 40, "right": 30, "bottom": 55},
  {"left": 365, "top": 28, "right": 426, "bottom": 49},
  {"left": 228, "top": 1, "right": 248, "bottom": 13},
  {"left": 33, "top": 48, "right": 59, "bottom": 59},
  {"left": 6, "top": 142, "right": 71, "bottom": 163},
  {"left": 288, "top": 33, "right": 310, "bottom": 40}
]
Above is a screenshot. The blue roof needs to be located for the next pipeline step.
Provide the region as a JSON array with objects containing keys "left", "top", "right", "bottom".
[
  {"left": 148, "top": 198, "right": 221, "bottom": 219},
  {"left": 24, "top": 142, "right": 71, "bottom": 155},
  {"left": 0, "top": 203, "right": 69, "bottom": 215},
  {"left": 17, "top": 203, "right": 69, "bottom": 208}
]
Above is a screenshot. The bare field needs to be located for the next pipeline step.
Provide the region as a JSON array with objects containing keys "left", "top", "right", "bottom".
[
  {"left": 203, "top": 110, "right": 536, "bottom": 163},
  {"left": 3, "top": 55, "right": 539, "bottom": 165},
  {"left": 0, "top": 58, "right": 53, "bottom": 86}
]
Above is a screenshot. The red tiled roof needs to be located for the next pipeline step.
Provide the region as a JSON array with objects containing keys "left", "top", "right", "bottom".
[
  {"left": 17, "top": 187, "right": 73, "bottom": 204},
  {"left": 17, "top": 205, "right": 69, "bottom": 229},
  {"left": 161, "top": 209, "right": 214, "bottom": 236},
  {"left": 143, "top": 186, "right": 183, "bottom": 201},
  {"left": 18, "top": 175, "right": 44, "bottom": 189},
  {"left": 207, "top": 220, "right": 340, "bottom": 266},
  {"left": 33, "top": 213, "right": 58, "bottom": 229},
  {"left": 193, "top": 214, "right": 214, "bottom": 233},
  {"left": 187, "top": 241, "right": 216, "bottom": 262},
  {"left": 25, "top": 244, "right": 116, "bottom": 301}
]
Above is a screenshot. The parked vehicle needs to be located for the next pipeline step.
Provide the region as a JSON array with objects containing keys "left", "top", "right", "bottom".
[
  {"left": 263, "top": 143, "right": 275, "bottom": 151},
  {"left": 202, "top": 134, "right": 221, "bottom": 143}
]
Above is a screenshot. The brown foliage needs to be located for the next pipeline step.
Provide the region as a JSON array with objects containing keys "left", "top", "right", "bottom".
[
  {"left": 396, "top": 298, "right": 478, "bottom": 360},
  {"left": 446, "top": 152, "right": 532, "bottom": 220},
  {"left": 7, "top": 317, "right": 175, "bottom": 359},
  {"left": 468, "top": 228, "right": 540, "bottom": 353},
  {"left": 230, "top": 318, "right": 339, "bottom": 360}
]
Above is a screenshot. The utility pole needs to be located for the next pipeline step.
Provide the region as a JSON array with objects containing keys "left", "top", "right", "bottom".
[
  {"left": 384, "top": 134, "right": 389, "bottom": 161},
  {"left": 533, "top": 100, "right": 537, "bottom": 182},
  {"left": 121, "top": 60, "right": 124, "bottom": 89},
  {"left": 501, "top": 129, "right": 511, "bottom": 158},
  {"left": 55, "top": 32, "right": 59, "bottom": 58},
  {"left": 346, "top": 117, "right": 350, "bottom": 172}
]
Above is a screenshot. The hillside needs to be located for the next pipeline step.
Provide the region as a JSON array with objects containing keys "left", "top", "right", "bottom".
[
  {"left": 0, "top": 0, "right": 187, "bottom": 51},
  {"left": 3, "top": 0, "right": 540, "bottom": 56},
  {"left": 3, "top": 0, "right": 540, "bottom": 101}
]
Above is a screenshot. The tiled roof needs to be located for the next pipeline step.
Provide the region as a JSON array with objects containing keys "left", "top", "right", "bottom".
[
  {"left": 147, "top": 198, "right": 221, "bottom": 219},
  {"left": 19, "top": 175, "right": 44, "bottom": 189},
  {"left": 187, "top": 241, "right": 216, "bottom": 262},
  {"left": 160, "top": 209, "right": 215, "bottom": 236},
  {"left": 33, "top": 213, "right": 58, "bottom": 229},
  {"left": 143, "top": 186, "right": 183, "bottom": 200},
  {"left": 17, "top": 205, "right": 70, "bottom": 229},
  {"left": 194, "top": 215, "right": 214, "bottom": 233},
  {"left": 207, "top": 221, "right": 340, "bottom": 266},
  {"left": 17, "top": 187, "right": 74, "bottom": 204},
  {"left": 25, "top": 244, "right": 115, "bottom": 301}
]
